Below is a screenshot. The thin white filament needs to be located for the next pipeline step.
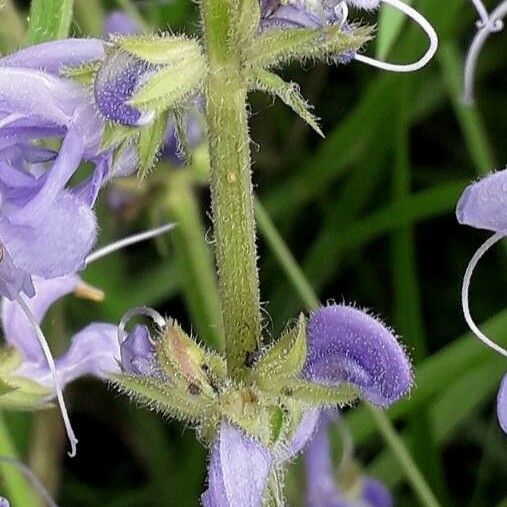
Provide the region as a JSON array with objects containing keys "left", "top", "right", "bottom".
[
  {"left": 0, "top": 456, "right": 58, "bottom": 507},
  {"left": 118, "top": 306, "right": 166, "bottom": 346},
  {"left": 469, "top": 0, "right": 493, "bottom": 26},
  {"left": 85, "top": 223, "right": 176, "bottom": 266},
  {"left": 354, "top": 0, "right": 438, "bottom": 72},
  {"left": 463, "top": 0, "right": 506, "bottom": 104},
  {"left": 461, "top": 232, "right": 507, "bottom": 358},
  {"left": 15, "top": 295, "right": 79, "bottom": 458}
]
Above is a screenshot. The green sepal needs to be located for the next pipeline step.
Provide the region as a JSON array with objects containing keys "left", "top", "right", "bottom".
[
  {"left": 137, "top": 111, "right": 169, "bottom": 179},
  {"left": 269, "top": 405, "right": 284, "bottom": 442},
  {"left": 170, "top": 109, "right": 191, "bottom": 165},
  {"left": 253, "top": 69, "right": 324, "bottom": 137},
  {"left": 246, "top": 25, "right": 372, "bottom": 68},
  {"left": 100, "top": 122, "right": 138, "bottom": 152},
  {"left": 283, "top": 380, "right": 358, "bottom": 407},
  {"left": 0, "top": 376, "right": 51, "bottom": 411},
  {"left": 114, "top": 35, "right": 202, "bottom": 65},
  {"left": 252, "top": 314, "right": 307, "bottom": 383},
  {"left": 111, "top": 373, "right": 214, "bottom": 423},
  {"left": 61, "top": 60, "right": 102, "bottom": 85},
  {"left": 128, "top": 55, "right": 206, "bottom": 114},
  {"left": 156, "top": 321, "right": 227, "bottom": 397},
  {"left": 218, "top": 386, "right": 274, "bottom": 444},
  {"left": 234, "top": 0, "right": 261, "bottom": 44}
]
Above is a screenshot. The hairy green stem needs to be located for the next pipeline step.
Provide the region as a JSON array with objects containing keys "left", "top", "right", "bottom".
[{"left": 201, "top": 0, "right": 262, "bottom": 378}]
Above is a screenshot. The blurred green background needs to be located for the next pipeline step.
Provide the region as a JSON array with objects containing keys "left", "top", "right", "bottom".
[{"left": 0, "top": 0, "right": 506, "bottom": 505}]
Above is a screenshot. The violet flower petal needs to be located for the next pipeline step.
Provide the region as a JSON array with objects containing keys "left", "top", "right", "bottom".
[
  {"left": 305, "top": 414, "right": 340, "bottom": 507},
  {"left": 305, "top": 412, "right": 392, "bottom": 507},
  {"left": 497, "top": 373, "right": 507, "bottom": 434},
  {"left": 0, "top": 246, "right": 35, "bottom": 301},
  {"left": 201, "top": 423, "right": 272, "bottom": 507},
  {"left": 0, "top": 67, "right": 81, "bottom": 125},
  {"left": 120, "top": 324, "right": 157, "bottom": 376},
  {"left": 287, "top": 408, "right": 321, "bottom": 458},
  {"left": 2, "top": 275, "right": 79, "bottom": 362},
  {"left": 104, "top": 11, "right": 140, "bottom": 37},
  {"left": 303, "top": 305, "right": 412, "bottom": 407},
  {"left": 456, "top": 168, "right": 507, "bottom": 234},
  {"left": 16, "top": 323, "right": 120, "bottom": 389},
  {"left": 361, "top": 478, "right": 392, "bottom": 507},
  {"left": 0, "top": 497, "right": 9, "bottom": 507},
  {"left": 0, "top": 39, "right": 104, "bottom": 73},
  {"left": 94, "top": 50, "right": 154, "bottom": 126}
]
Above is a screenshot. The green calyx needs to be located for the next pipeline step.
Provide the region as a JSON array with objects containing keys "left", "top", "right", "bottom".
[
  {"left": 113, "top": 316, "right": 358, "bottom": 449},
  {"left": 0, "top": 346, "right": 52, "bottom": 410}
]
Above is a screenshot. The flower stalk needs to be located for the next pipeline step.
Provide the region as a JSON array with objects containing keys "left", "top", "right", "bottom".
[{"left": 201, "top": 0, "right": 262, "bottom": 379}]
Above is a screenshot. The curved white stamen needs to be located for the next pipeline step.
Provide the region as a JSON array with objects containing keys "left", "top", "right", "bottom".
[
  {"left": 463, "top": 0, "right": 507, "bottom": 104},
  {"left": 0, "top": 456, "right": 58, "bottom": 507},
  {"left": 118, "top": 306, "right": 166, "bottom": 346},
  {"left": 461, "top": 233, "right": 507, "bottom": 358},
  {"left": 354, "top": 0, "right": 438, "bottom": 72},
  {"left": 15, "top": 295, "right": 79, "bottom": 458},
  {"left": 85, "top": 223, "right": 176, "bottom": 266},
  {"left": 470, "top": 0, "right": 493, "bottom": 26},
  {"left": 337, "top": 1, "right": 349, "bottom": 28}
]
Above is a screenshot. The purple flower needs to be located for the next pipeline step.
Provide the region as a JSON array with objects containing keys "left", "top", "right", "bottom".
[
  {"left": 305, "top": 412, "right": 392, "bottom": 507},
  {"left": 201, "top": 423, "right": 273, "bottom": 507},
  {"left": 456, "top": 168, "right": 507, "bottom": 233},
  {"left": 303, "top": 305, "right": 412, "bottom": 407},
  {"left": 94, "top": 50, "right": 156, "bottom": 126},
  {"left": 455, "top": 171, "right": 507, "bottom": 434},
  {"left": 0, "top": 43, "right": 138, "bottom": 300},
  {"left": 104, "top": 11, "right": 141, "bottom": 38},
  {"left": 497, "top": 374, "right": 507, "bottom": 433},
  {"left": 120, "top": 324, "right": 158, "bottom": 376},
  {"left": 1, "top": 275, "right": 120, "bottom": 391},
  {"left": 0, "top": 497, "right": 9, "bottom": 507}
]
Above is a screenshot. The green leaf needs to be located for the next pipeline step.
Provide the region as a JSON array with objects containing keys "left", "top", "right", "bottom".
[
  {"left": 253, "top": 69, "right": 324, "bottom": 137},
  {"left": 376, "top": 0, "right": 413, "bottom": 60},
  {"left": 116, "top": 35, "right": 202, "bottom": 65},
  {"left": 25, "top": 0, "right": 74, "bottom": 44},
  {"left": 129, "top": 55, "right": 206, "bottom": 113},
  {"left": 253, "top": 314, "right": 307, "bottom": 384},
  {"left": 246, "top": 24, "right": 372, "bottom": 68},
  {"left": 137, "top": 111, "right": 169, "bottom": 179}
]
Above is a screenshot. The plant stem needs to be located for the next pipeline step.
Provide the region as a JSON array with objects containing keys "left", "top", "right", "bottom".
[
  {"left": 255, "top": 199, "right": 319, "bottom": 311},
  {"left": 201, "top": 0, "right": 262, "bottom": 378},
  {"left": 369, "top": 407, "right": 442, "bottom": 507}
]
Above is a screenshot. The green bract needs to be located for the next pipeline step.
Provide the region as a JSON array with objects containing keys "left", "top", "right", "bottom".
[{"left": 113, "top": 318, "right": 358, "bottom": 448}]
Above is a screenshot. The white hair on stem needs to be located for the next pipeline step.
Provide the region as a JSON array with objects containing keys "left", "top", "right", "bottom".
[
  {"left": 0, "top": 456, "right": 59, "bottom": 507},
  {"left": 354, "top": 0, "right": 438, "bottom": 72},
  {"left": 461, "top": 232, "right": 507, "bottom": 358},
  {"left": 11, "top": 222, "right": 176, "bottom": 457},
  {"left": 463, "top": 0, "right": 506, "bottom": 104}
]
